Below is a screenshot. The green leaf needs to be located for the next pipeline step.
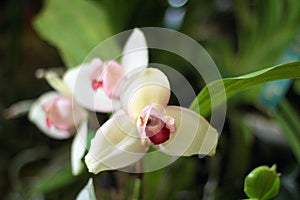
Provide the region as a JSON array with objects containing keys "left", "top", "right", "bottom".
[
  {"left": 190, "top": 61, "right": 300, "bottom": 117},
  {"left": 76, "top": 178, "right": 96, "bottom": 200},
  {"left": 33, "top": 0, "right": 119, "bottom": 68},
  {"left": 244, "top": 165, "right": 280, "bottom": 200}
]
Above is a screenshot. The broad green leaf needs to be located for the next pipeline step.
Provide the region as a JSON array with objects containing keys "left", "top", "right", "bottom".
[
  {"left": 33, "top": 0, "right": 120, "bottom": 68},
  {"left": 190, "top": 61, "right": 300, "bottom": 117},
  {"left": 76, "top": 178, "right": 96, "bottom": 200},
  {"left": 244, "top": 165, "right": 280, "bottom": 200}
]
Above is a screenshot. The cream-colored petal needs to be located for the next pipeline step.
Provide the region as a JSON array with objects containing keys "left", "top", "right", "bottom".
[
  {"left": 121, "top": 28, "right": 148, "bottom": 74},
  {"left": 71, "top": 121, "right": 88, "bottom": 176},
  {"left": 70, "top": 62, "right": 120, "bottom": 112},
  {"left": 85, "top": 111, "right": 148, "bottom": 174},
  {"left": 120, "top": 68, "right": 170, "bottom": 122},
  {"left": 157, "top": 106, "right": 219, "bottom": 157},
  {"left": 45, "top": 71, "right": 72, "bottom": 97},
  {"left": 63, "top": 67, "right": 81, "bottom": 94},
  {"left": 28, "top": 92, "right": 72, "bottom": 139}
]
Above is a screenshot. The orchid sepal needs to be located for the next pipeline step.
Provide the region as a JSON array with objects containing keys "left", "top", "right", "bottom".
[
  {"left": 71, "top": 121, "right": 88, "bottom": 176},
  {"left": 120, "top": 68, "right": 171, "bottom": 122},
  {"left": 45, "top": 71, "right": 73, "bottom": 98},
  {"left": 121, "top": 28, "right": 149, "bottom": 74},
  {"left": 85, "top": 111, "right": 149, "bottom": 174},
  {"left": 154, "top": 106, "right": 219, "bottom": 157}
]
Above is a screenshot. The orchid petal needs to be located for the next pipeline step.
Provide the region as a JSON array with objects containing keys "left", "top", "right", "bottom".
[
  {"left": 85, "top": 111, "right": 148, "bottom": 174},
  {"left": 101, "top": 61, "right": 125, "bottom": 99},
  {"left": 121, "top": 28, "right": 148, "bottom": 74},
  {"left": 157, "top": 106, "right": 219, "bottom": 156},
  {"left": 28, "top": 92, "right": 73, "bottom": 139},
  {"left": 76, "top": 178, "right": 96, "bottom": 200},
  {"left": 121, "top": 68, "right": 170, "bottom": 122},
  {"left": 45, "top": 71, "right": 72, "bottom": 97},
  {"left": 71, "top": 62, "right": 120, "bottom": 112},
  {"left": 63, "top": 66, "right": 80, "bottom": 94},
  {"left": 71, "top": 121, "right": 88, "bottom": 176}
]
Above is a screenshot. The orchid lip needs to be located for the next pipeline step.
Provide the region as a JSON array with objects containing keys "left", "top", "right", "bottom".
[
  {"left": 137, "top": 104, "right": 176, "bottom": 145},
  {"left": 145, "top": 115, "right": 172, "bottom": 145},
  {"left": 91, "top": 80, "right": 103, "bottom": 91},
  {"left": 41, "top": 96, "right": 76, "bottom": 132}
]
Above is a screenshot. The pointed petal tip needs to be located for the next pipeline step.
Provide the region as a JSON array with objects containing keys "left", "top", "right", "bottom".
[
  {"left": 122, "top": 28, "right": 148, "bottom": 73},
  {"left": 84, "top": 154, "right": 111, "bottom": 174}
]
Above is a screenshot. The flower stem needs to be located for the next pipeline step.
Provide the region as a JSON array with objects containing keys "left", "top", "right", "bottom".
[{"left": 132, "top": 160, "right": 143, "bottom": 200}]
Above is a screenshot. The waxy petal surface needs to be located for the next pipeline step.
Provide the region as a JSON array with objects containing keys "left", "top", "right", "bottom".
[
  {"left": 85, "top": 111, "right": 148, "bottom": 174},
  {"left": 121, "top": 68, "right": 170, "bottom": 122},
  {"left": 157, "top": 106, "right": 219, "bottom": 156},
  {"left": 122, "top": 28, "right": 148, "bottom": 74},
  {"left": 63, "top": 66, "right": 80, "bottom": 94},
  {"left": 67, "top": 63, "right": 120, "bottom": 112},
  {"left": 71, "top": 121, "right": 88, "bottom": 175}
]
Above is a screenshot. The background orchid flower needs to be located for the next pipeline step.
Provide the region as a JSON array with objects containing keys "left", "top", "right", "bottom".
[
  {"left": 63, "top": 28, "right": 148, "bottom": 112},
  {"left": 28, "top": 71, "right": 88, "bottom": 175},
  {"left": 85, "top": 68, "right": 219, "bottom": 174}
]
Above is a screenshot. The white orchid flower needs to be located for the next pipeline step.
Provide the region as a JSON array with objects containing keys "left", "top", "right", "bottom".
[
  {"left": 28, "top": 72, "right": 88, "bottom": 175},
  {"left": 85, "top": 68, "right": 219, "bottom": 174},
  {"left": 64, "top": 28, "right": 148, "bottom": 112}
]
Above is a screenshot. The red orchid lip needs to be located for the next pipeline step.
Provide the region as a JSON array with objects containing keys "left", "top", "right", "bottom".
[{"left": 137, "top": 103, "right": 176, "bottom": 145}]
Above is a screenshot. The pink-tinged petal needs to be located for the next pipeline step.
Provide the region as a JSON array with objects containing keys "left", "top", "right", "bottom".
[
  {"left": 121, "top": 28, "right": 148, "bottom": 74},
  {"left": 28, "top": 92, "right": 73, "bottom": 139},
  {"left": 101, "top": 61, "right": 125, "bottom": 99},
  {"left": 45, "top": 96, "right": 76, "bottom": 130},
  {"left": 85, "top": 111, "right": 149, "bottom": 174},
  {"left": 121, "top": 68, "right": 170, "bottom": 122},
  {"left": 71, "top": 121, "right": 88, "bottom": 176},
  {"left": 156, "top": 106, "right": 219, "bottom": 156},
  {"left": 71, "top": 60, "right": 121, "bottom": 112}
]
